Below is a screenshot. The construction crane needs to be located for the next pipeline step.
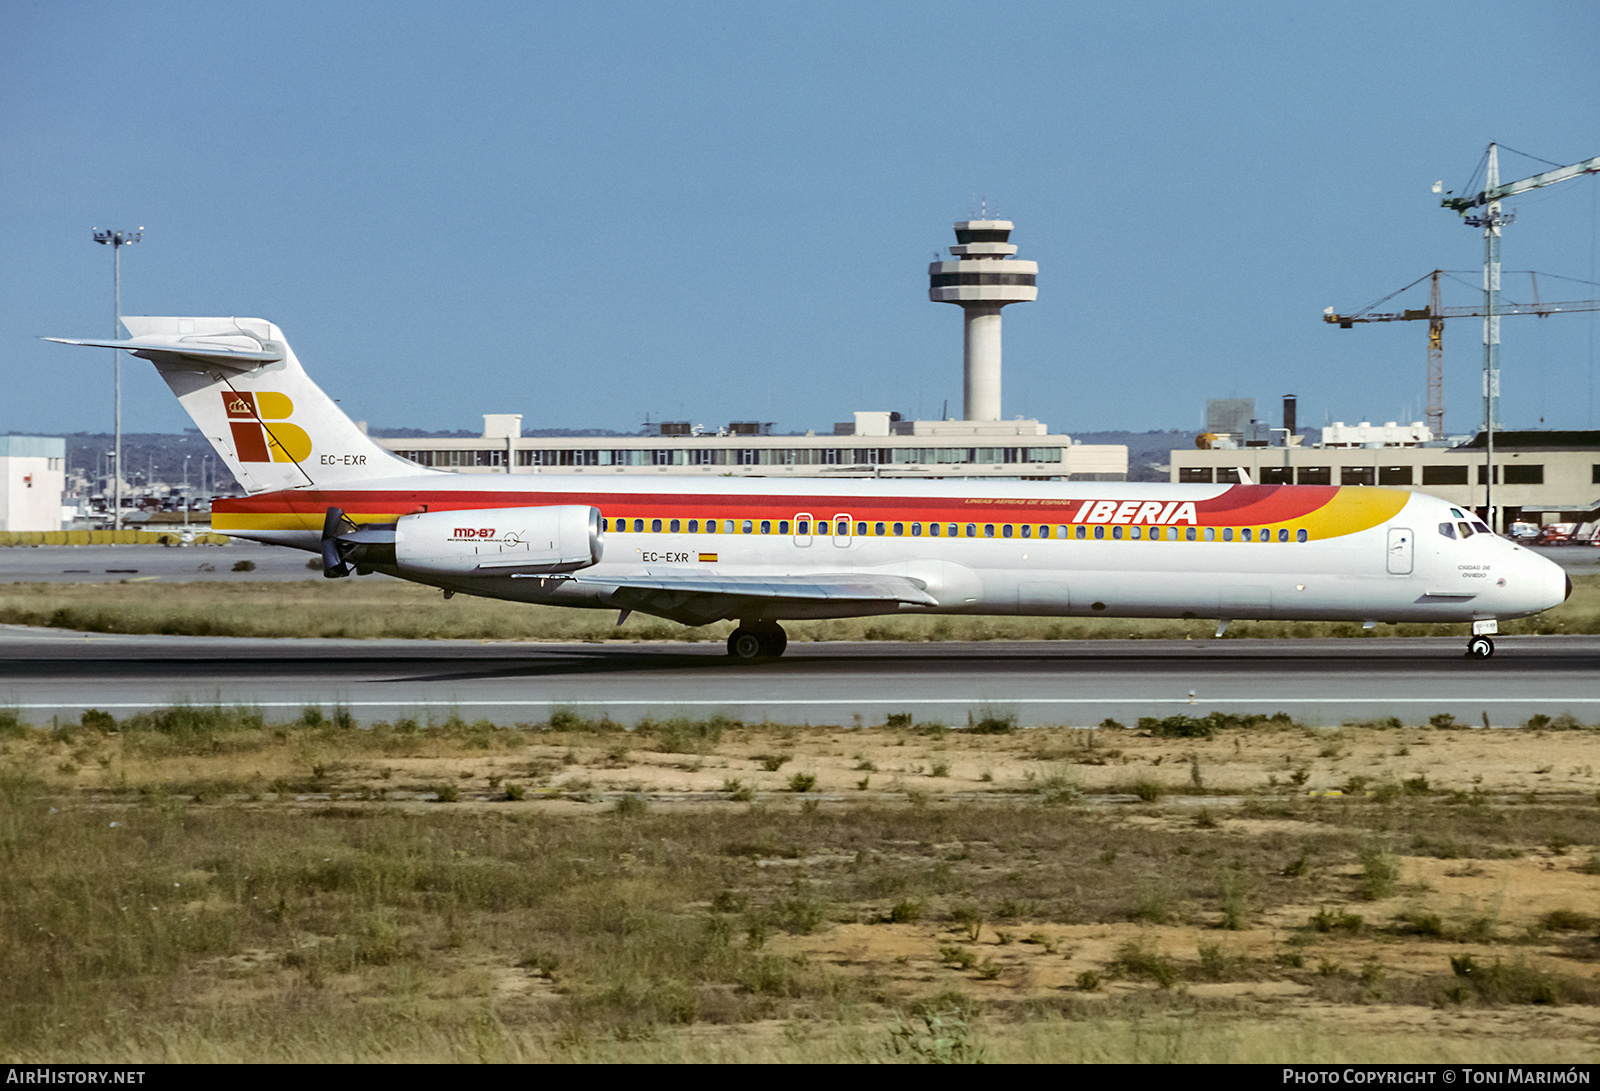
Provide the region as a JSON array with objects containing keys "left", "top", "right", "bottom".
[
  {"left": 1323, "top": 269, "right": 1600, "bottom": 437},
  {"left": 1439, "top": 142, "right": 1600, "bottom": 526}
]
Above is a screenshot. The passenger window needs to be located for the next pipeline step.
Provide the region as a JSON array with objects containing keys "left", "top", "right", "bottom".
[
  {"left": 1056, "top": 525, "right": 1068, "bottom": 539},
  {"left": 1020, "top": 525, "right": 1032, "bottom": 539},
  {"left": 1241, "top": 528, "right": 1252, "bottom": 542},
  {"left": 796, "top": 519, "right": 808, "bottom": 535},
  {"left": 1278, "top": 529, "right": 1289, "bottom": 542},
  {"left": 984, "top": 524, "right": 995, "bottom": 538},
  {"left": 893, "top": 522, "right": 903, "bottom": 536},
  {"left": 856, "top": 522, "right": 867, "bottom": 536},
  {"left": 1259, "top": 528, "right": 1270, "bottom": 543},
  {"left": 1222, "top": 528, "right": 1233, "bottom": 542},
  {"left": 911, "top": 523, "right": 921, "bottom": 537},
  {"left": 779, "top": 520, "right": 790, "bottom": 535},
  {"left": 1204, "top": 527, "right": 1215, "bottom": 541},
  {"left": 1075, "top": 525, "right": 1086, "bottom": 540},
  {"left": 687, "top": 520, "right": 698, "bottom": 533},
  {"left": 633, "top": 519, "right": 644, "bottom": 533},
  {"left": 705, "top": 520, "right": 717, "bottom": 534},
  {"left": 600, "top": 518, "right": 609, "bottom": 532},
  {"left": 875, "top": 522, "right": 885, "bottom": 536},
  {"left": 724, "top": 520, "right": 735, "bottom": 534},
  {"left": 1039, "top": 525, "right": 1050, "bottom": 538},
  {"left": 760, "top": 520, "right": 771, "bottom": 534},
  {"left": 1112, "top": 526, "right": 1123, "bottom": 540},
  {"left": 966, "top": 524, "right": 976, "bottom": 537},
  {"left": 1130, "top": 526, "right": 1142, "bottom": 540},
  {"left": 1296, "top": 529, "right": 1307, "bottom": 543},
  {"left": 949, "top": 524, "right": 959, "bottom": 537},
  {"left": 1185, "top": 527, "right": 1196, "bottom": 542},
  {"left": 742, "top": 520, "right": 753, "bottom": 534},
  {"left": 1167, "top": 527, "right": 1179, "bottom": 541},
  {"left": 928, "top": 523, "right": 940, "bottom": 537},
  {"left": 652, "top": 519, "right": 662, "bottom": 533},
  {"left": 1003, "top": 525, "right": 1013, "bottom": 538},
  {"left": 836, "top": 520, "right": 849, "bottom": 536},
  {"left": 1094, "top": 526, "right": 1105, "bottom": 539},
  {"left": 669, "top": 519, "right": 680, "bottom": 533}
]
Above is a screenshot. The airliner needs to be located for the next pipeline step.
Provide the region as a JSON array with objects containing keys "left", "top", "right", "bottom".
[{"left": 49, "top": 316, "right": 1569, "bottom": 660}]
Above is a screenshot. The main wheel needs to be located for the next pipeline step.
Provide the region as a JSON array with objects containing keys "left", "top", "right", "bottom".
[
  {"left": 727, "top": 627, "right": 765, "bottom": 661},
  {"left": 1467, "top": 636, "right": 1495, "bottom": 659},
  {"left": 759, "top": 622, "right": 788, "bottom": 658}
]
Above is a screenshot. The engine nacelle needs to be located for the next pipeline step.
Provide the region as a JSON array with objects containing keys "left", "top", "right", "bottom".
[{"left": 394, "top": 505, "right": 602, "bottom": 577}]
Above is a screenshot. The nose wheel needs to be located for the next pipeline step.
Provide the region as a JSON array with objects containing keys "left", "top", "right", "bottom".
[
  {"left": 1467, "top": 636, "right": 1495, "bottom": 659},
  {"left": 727, "top": 621, "right": 787, "bottom": 661}
]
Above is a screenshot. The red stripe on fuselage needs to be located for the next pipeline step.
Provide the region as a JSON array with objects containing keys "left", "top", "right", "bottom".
[{"left": 214, "top": 483, "right": 1342, "bottom": 528}]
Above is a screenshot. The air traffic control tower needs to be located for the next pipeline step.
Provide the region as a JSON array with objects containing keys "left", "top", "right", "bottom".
[{"left": 929, "top": 219, "right": 1038, "bottom": 421}]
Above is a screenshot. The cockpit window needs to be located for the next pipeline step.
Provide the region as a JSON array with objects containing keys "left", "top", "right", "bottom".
[
  {"left": 1450, "top": 508, "right": 1465, "bottom": 519},
  {"left": 1471, "top": 521, "right": 1491, "bottom": 534},
  {"left": 1438, "top": 522, "right": 1457, "bottom": 539},
  {"left": 1457, "top": 522, "right": 1474, "bottom": 538}
]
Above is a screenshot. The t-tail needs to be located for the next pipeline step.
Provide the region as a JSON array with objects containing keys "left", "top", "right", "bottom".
[{"left": 46, "top": 316, "right": 428, "bottom": 495}]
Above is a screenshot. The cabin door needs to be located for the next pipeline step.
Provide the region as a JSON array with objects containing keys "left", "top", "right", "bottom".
[{"left": 1386, "top": 527, "right": 1414, "bottom": 575}]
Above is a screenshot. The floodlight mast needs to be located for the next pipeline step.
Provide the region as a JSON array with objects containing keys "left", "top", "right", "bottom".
[
  {"left": 92, "top": 227, "right": 142, "bottom": 531},
  {"left": 1441, "top": 146, "right": 1599, "bottom": 529}
]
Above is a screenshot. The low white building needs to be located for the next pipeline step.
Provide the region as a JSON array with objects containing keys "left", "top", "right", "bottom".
[
  {"left": 0, "top": 436, "right": 66, "bottom": 531},
  {"left": 376, "top": 414, "right": 1128, "bottom": 481}
]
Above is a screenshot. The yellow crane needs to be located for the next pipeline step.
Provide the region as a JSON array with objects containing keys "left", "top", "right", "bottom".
[{"left": 1323, "top": 269, "right": 1600, "bottom": 437}]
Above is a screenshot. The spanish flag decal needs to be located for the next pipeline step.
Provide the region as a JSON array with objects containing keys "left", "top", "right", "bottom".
[{"left": 698, "top": 552, "right": 718, "bottom": 563}]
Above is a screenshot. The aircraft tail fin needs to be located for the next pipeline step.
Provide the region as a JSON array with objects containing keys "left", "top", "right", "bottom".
[{"left": 46, "top": 317, "right": 430, "bottom": 495}]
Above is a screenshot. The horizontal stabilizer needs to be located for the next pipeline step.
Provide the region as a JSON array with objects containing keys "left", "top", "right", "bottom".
[{"left": 43, "top": 335, "right": 284, "bottom": 371}]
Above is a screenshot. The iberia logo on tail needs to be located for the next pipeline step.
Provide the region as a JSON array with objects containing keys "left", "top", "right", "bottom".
[{"left": 222, "top": 391, "right": 313, "bottom": 463}]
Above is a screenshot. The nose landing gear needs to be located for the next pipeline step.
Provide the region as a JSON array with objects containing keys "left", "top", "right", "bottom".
[
  {"left": 1467, "top": 635, "right": 1495, "bottom": 659},
  {"left": 727, "top": 621, "right": 788, "bottom": 662}
]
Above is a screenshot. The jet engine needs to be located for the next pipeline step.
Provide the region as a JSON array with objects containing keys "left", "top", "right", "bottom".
[{"left": 388, "top": 505, "right": 602, "bottom": 577}]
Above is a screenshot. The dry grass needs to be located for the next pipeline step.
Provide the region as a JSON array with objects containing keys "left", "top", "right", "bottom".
[
  {"left": 1, "top": 573, "right": 1598, "bottom": 641},
  {"left": 4, "top": 708, "right": 1600, "bottom": 1062}
]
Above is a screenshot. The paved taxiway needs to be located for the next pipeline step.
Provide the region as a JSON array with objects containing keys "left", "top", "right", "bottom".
[
  {"left": 3, "top": 626, "right": 1598, "bottom": 727},
  {"left": 0, "top": 541, "right": 325, "bottom": 582}
]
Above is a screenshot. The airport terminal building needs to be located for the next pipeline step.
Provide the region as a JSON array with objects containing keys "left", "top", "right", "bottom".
[
  {"left": 1170, "top": 427, "right": 1600, "bottom": 531},
  {"left": 376, "top": 412, "right": 1128, "bottom": 481}
]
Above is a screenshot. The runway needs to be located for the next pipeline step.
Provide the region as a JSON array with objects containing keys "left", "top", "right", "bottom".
[
  {"left": 0, "top": 541, "right": 327, "bottom": 582},
  {"left": 4, "top": 625, "right": 1599, "bottom": 728}
]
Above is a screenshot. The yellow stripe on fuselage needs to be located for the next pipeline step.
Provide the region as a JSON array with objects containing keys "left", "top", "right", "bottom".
[{"left": 1297, "top": 487, "right": 1409, "bottom": 541}]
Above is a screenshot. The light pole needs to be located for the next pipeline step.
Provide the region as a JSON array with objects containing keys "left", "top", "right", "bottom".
[
  {"left": 92, "top": 227, "right": 142, "bottom": 531},
  {"left": 183, "top": 454, "right": 191, "bottom": 528}
]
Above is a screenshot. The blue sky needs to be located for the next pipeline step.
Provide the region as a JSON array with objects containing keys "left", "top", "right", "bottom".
[{"left": 4, "top": 1, "right": 1598, "bottom": 438}]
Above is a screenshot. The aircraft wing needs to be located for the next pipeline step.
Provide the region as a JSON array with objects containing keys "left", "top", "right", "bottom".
[{"left": 565, "top": 571, "right": 937, "bottom": 626}]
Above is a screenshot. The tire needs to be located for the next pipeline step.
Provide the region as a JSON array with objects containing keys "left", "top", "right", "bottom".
[
  {"left": 761, "top": 624, "right": 788, "bottom": 658},
  {"left": 728, "top": 628, "right": 765, "bottom": 662},
  {"left": 1467, "top": 636, "right": 1495, "bottom": 659}
]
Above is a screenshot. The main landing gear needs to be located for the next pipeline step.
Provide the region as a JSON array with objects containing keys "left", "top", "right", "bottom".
[
  {"left": 1467, "top": 635, "right": 1495, "bottom": 659},
  {"left": 727, "top": 621, "right": 787, "bottom": 662}
]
